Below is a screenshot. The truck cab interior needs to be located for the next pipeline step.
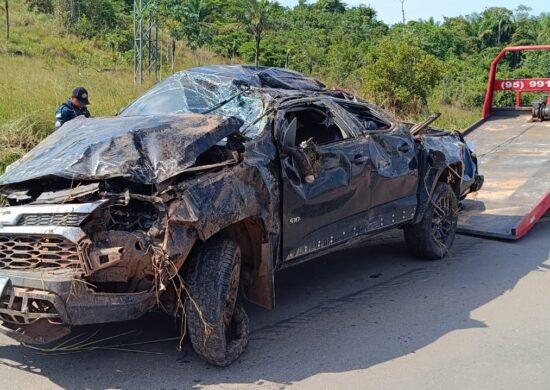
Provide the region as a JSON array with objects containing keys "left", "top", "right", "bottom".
[{"left": 284, "top": 107, "right": 349, "bottom": 146}]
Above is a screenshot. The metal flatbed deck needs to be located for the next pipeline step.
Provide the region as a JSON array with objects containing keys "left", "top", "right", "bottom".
[{"left": 458, "top": 110, "right": 550, "bottom": 240}]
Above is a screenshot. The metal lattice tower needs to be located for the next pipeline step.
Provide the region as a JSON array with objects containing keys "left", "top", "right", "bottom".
[{"left": 134, "top": 0, "right": 159, "bottom": 85}]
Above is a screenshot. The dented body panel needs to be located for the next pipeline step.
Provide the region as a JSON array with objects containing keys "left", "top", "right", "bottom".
[
  {"left": 0, "top": 114, "right": 243, "bottom": 185},
  {"left": 0, "top": 65, "right": 481, "bottom": 344}
]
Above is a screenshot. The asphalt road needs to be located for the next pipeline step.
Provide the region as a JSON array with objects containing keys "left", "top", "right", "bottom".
[{"left": 1, "top": 221, "right": 550, "bottom": 390}]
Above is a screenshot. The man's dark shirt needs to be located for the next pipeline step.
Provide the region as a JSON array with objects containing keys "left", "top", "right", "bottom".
[{"left": 54, "top": 100, "right": 91, "bottom": 129}]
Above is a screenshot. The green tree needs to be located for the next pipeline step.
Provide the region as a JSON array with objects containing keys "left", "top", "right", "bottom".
[
  {"left": 162, "top": 0, "right": 211, "bottom": 50},
  {"left": 538, "top": 14, "right": 550, "bottom": 43},
  {"left": 511, "top": 5, "right": 537, "bottom": 45},
  {"left": 314, "top": 0, "right": 346, "bottom": 14},
  {"left": 442, "top": 16, "right": 480, "bottom": 54},
  {"left": 53, "top": 0, "right": 131, "bottom": 47},
  {"left": 240, "top": 0, "right": 274, "bottom": 66},
  {"left": 336, "top": 5, "right": 387, "bottom": 46},
  {"left": 477, "top": 7, "right": 515, "bottom": 47},
  {"left": 361, "top": 37, "right": 442, "bottom": 114}
]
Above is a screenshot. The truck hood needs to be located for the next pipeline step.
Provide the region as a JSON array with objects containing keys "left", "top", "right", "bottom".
[{"left": 0, "top": 113, "right": 243, "bottom": 186}]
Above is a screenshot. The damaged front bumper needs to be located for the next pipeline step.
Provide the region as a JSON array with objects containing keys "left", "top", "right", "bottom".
[
  {"left": 0, "top": 200, "right": 159, "bottom": 344},
  {"left": 0, "top": 269, "right": 156, "bottom": 344}
]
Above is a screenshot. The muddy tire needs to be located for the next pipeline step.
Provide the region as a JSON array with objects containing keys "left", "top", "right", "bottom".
[
  {"left": 185, "top": 238, "right": 249, "bottom": 366},
  {"left": 404, "top": 182, "right": 458, "bottom": 260}
]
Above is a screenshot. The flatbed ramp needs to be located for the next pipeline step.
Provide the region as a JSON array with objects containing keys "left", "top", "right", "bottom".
[{"left": 458, "top": 110, "right": 550, "bottom": 240}]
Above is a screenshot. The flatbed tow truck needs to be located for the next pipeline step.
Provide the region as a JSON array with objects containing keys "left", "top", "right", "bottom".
[{"left": 458, "top": 45, "right": 550, "bottom": 240}]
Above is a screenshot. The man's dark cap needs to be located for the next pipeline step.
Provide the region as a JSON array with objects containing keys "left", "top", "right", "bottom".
[{"left": 72, "top": 87, "right": 90, "bottom": 105}]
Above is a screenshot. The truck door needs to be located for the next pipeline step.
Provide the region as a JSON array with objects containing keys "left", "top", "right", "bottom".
[
  {"left": 335, "top": 100, "right": 419, "bottom": 209},
  {"left": 277, "top": 100, "right": 372, "bottom": 262}
]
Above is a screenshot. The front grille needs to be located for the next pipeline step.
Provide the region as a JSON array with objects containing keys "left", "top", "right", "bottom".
[
  {"left": 0, "top": 235, "right": 82, "bottom": 270},
  {"left": 18, "top": 213, "right": 87, "bottom": 227}
]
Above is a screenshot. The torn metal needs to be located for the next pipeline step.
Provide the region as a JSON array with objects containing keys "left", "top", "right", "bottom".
[
  {"left": 0, "top": 114, "right": 243, "bottom": 185},
  {"left": 0, "top": 65, "right": 481, "bottom": 345}
]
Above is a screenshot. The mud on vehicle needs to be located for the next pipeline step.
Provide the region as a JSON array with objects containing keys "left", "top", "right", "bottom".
[{"left": 0, "top": 66, "right": 482, "bottom": 366}]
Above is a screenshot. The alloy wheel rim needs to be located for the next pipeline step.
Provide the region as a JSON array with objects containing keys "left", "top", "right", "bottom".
[{"left": 432, "top": 194, "right": 453, "bottom": 243}]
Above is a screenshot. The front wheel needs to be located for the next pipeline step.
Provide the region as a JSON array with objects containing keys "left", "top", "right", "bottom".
[
  {"left": 185, "top": 238, "right": 249, "bottom": 366},
  {"left": 404, "top": 182, "right": 458, "bottom": 260}
]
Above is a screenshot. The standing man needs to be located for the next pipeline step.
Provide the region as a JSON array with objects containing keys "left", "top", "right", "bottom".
[{"left": 54, "top": 87, "right": 91, "bottom": 129}]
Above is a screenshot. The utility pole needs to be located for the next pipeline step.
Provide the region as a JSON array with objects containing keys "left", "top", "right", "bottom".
[
  {"left": 400, "top": 0, "right": 406, "bottom": 24},
  {"left": 5, "top": 0, "right": 9, "bottom": 40},
  {"left": 133, "top": 0, "right": 159, "bottom": 85}
]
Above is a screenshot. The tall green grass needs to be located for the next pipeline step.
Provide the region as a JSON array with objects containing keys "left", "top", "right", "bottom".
[
  {"left": 424, "top": 97, "right": 481, "bottom": 131},
  {"left": 0, "top": 55, "right": 148, "bottom": 173},
  {"left": 0, "top": 1, "right": 234, "bottom": 174},
  {"left": 0, "top": 1, "right": 143, "bottom": 173}
]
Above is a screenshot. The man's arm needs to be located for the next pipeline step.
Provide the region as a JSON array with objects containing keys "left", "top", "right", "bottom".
[{"left": 54, "top": 105, "right": 75, "bottom": 129}]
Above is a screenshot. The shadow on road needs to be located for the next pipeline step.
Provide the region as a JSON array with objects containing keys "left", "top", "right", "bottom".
[{"left": 1, "top": 223, "right": 549, "bottom": 389}]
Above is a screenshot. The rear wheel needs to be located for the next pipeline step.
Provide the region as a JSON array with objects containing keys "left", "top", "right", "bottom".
[
  {"left": 185, "top": 238, "right": 249, "bottom": 366},
  {"left": 404, "top": 182, "right": 458, "bottom": 260}
]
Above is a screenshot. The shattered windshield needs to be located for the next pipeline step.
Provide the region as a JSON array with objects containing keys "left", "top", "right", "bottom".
[{"left": 120, "top": 71, "right": 267, "bottom": 137}]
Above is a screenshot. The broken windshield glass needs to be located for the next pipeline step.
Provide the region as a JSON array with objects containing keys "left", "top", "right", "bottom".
[{"left": 120, "top": 70, "right": 267, "bottom": 137}]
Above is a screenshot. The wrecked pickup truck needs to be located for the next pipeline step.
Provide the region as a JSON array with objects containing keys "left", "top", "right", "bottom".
[{"left": 0, "top": 65, "right": 482, "bottom": 366}]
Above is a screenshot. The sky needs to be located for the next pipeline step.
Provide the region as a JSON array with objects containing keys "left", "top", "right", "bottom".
[{"left": 278, "top": 0, "right": 548, "bottom": 25}]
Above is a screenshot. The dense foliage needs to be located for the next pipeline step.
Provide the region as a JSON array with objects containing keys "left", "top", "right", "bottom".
[{"left": 14, "top": 0, "right": 550, "bottom": 116}]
